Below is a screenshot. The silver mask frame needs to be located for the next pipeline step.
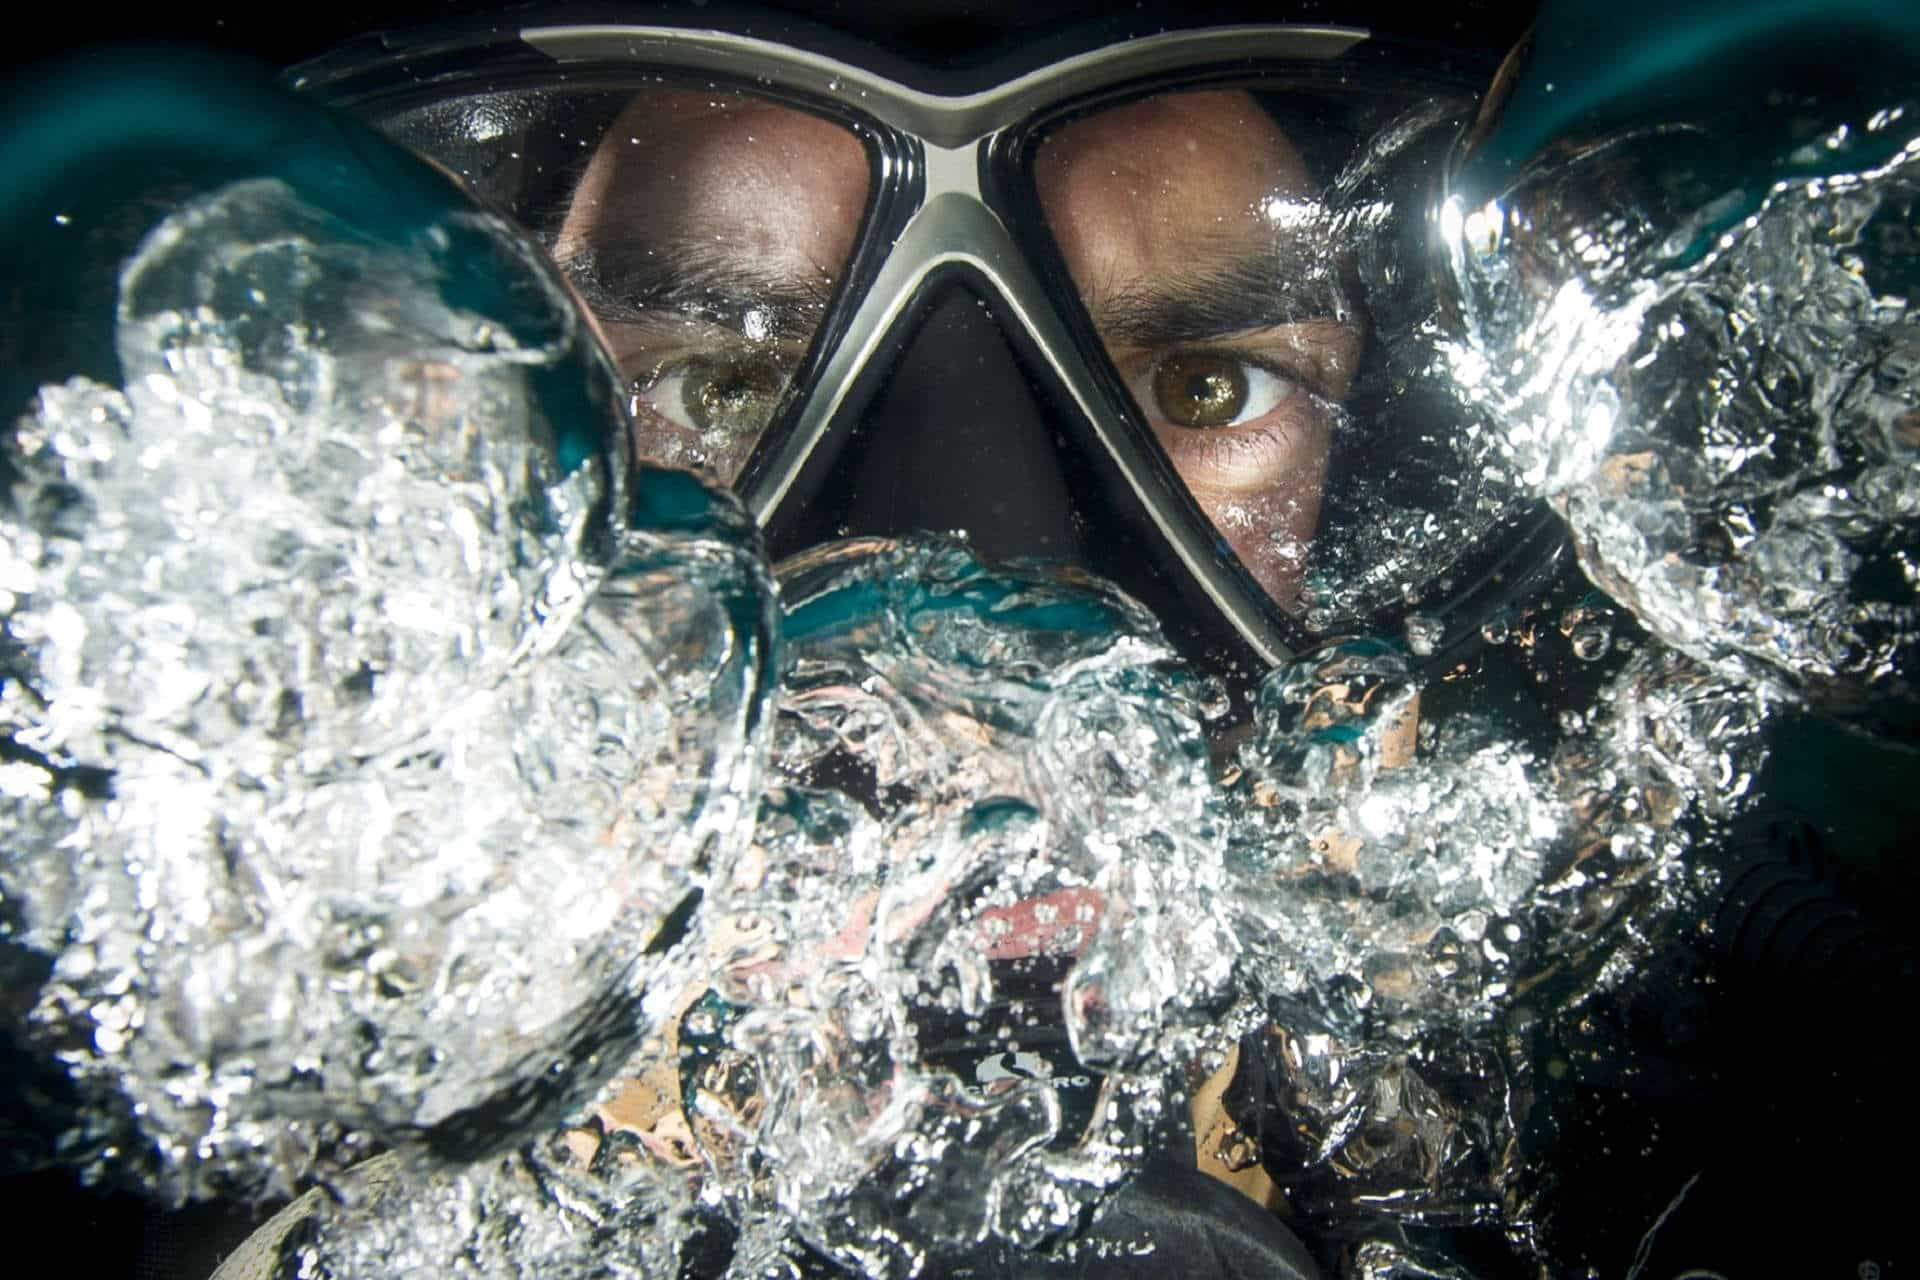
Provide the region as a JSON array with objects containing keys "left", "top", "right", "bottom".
[
  {"left": 296, "top": 23, "right": 1552, "bottom": 672},
  {"left": 524, "top": 24, "right": 1370, "bottom": 666}
]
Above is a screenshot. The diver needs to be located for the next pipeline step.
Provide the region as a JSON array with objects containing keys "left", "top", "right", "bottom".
[
  {"left": 132, "top": 6, "right": 1560, "bottom": 1276},
  {"left": 5, "top": 1, "right": 1915, "bottom": 1277},
  {"left": 284, "top": 4, "right": 1920, "bottom": 1275},
  {"left": 237, "top": 5, "right": 1620, "bottom": 1278}
]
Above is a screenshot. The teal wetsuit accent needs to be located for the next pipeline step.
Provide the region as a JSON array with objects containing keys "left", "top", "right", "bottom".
[
  {"left": 1454, "top": 0, "right": 1920, "bottom": 208},
  {"left": 0, "top": 49, "right": 618, "bottom": 483}
]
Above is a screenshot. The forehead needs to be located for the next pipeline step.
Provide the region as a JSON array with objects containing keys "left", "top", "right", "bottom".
[
  {"left": 1037, "top": 90, "right": 1315, "bottom": 203},
  {"left": 554, "top": 89, "right": 869, "bottom": 264},
  {"left": 1033, "top": 90, "right": 1319, "bottom": 285},
  {"left": 1042, "top": 90, "right": 1310, "bottom": 168}
]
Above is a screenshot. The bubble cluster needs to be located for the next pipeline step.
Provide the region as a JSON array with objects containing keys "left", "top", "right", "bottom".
[
  {"left": 1277, "top": 97, "right": 1546, "bottom": 637},
  {"left": 1209, "top": 627, "right": 1771, "bottom": 1244},
  {"left": 0, "top": 178, "right": 775, "bottom": 1202},
  {"left": 1440, "top": 95, "right": 1920, "bottom": 731},
  {"left": 5, "top": 57, "right": 1876, "bottom": 1280},
  {"left": 301, "top": 545, "right": 1792, "bottom": 1279},
  {"left": 683, "top": 537, "right": 1242, "bottom": 1275}
]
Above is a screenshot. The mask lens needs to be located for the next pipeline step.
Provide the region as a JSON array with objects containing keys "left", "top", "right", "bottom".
[
  {"left": 363, "top": 85, "right": 872, "bottom": 486},
  {"left": 1033, "top": 84, "right": 1538, "bottom": 637}
]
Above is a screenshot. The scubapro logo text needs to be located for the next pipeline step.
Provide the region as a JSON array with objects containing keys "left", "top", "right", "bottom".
[{"left": 975, "top": 1051, "right": 1090, "bottom": 1088}]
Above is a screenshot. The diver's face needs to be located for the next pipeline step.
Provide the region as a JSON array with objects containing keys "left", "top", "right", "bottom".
[
  {"left": 1036, "top": 91, "right": 1361, "bottom": 607},
  {"left": 555, "top": 87, "right": 1359, "bottom": 608},
  {"left": 554, "top": 91, "right": 870, "bottom": 483}
]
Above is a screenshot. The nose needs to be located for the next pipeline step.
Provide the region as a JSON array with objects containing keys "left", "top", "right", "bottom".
[
  {"left": 761, "top": 282, "right": 1087, "bottom": 564},
  {"left": 757, "top": 273, "right": 1276, "bottom": 690}
]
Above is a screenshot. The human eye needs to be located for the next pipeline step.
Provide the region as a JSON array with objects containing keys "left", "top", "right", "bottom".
[
  {"left": 601, "top": 324, "right": 802, "bottom": 485},
  {"left": 1138, "top": 349, "right": 1308, "bottom": 432},
  {"left": 1118, "top": 334, "right": 1347, "bottom": 499},
  {"left": 633, "top": 351, "right": 788, "bottom": 438}
]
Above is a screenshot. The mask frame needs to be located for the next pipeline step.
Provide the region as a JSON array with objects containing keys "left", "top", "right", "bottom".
[{"left": 294, "top": 18, "right": 1568, "bottom": 679}]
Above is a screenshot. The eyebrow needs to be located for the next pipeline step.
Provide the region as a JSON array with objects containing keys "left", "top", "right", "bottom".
[
  {"left": 1086, "top": 246, "right": 1358, "bottom": 348},
  {"left": 552, "top": 239, "right": 837, "bottom": 343}
]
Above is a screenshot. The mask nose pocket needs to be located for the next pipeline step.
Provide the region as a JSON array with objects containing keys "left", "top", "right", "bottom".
[
  {"left": 762, "top": 281, "right": 1086, "bottom": 563},
  {"left": 761, "top": 269, "right": 1284, "bottom": 691}
]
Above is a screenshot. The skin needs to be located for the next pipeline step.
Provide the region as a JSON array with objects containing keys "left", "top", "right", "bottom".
[
  {"left": 547, "top": 88, "right": 1381, "bottom": 1191},
  {"left": 1035, "top": 90, "right": 1362, "bottom": 606},
  {"left": 554, "top": 91, "right": 871, "bottom": 482},
  {"left": 555, "top": 87, "right": 1361, "bottom": 607}
]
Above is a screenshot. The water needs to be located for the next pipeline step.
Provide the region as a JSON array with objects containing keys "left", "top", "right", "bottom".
[
  {"left": 1439, "top": 94, "right": 1920, "bottom": 735},
  {"left": 2, "top": 75, "right": 1898, "bottom": 1280},
  {"left": 1248, "top": 96, "right": 1545, "bottom": 637},
  {"left": 701, "top": 538, "right": 1238, "bottom": 1272},
  {"left": 270, "top": 539, "right": 1766, "bottom": 1280},
  {"left": 0, "top": 178, "right": 775, "bottom": 1204}
]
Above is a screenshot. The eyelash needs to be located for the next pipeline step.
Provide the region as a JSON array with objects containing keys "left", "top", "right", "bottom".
[
  {"left": 1136, "top": 347, "right": 1321, "bottom": 429},
  {"left": 621, "top": 347, "right": 793, "bottom": 428}
]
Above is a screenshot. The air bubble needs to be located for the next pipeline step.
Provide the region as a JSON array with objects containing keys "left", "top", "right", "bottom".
[
  {"left": 1571, "top": 620, "right": 1612, "bottom": 661},
  {"left": 1404, "top": 613, "right": 1445, "bottom": 656}
]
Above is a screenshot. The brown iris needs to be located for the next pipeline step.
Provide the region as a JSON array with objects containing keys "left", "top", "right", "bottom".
[
  {"left": 1151, "top": 353, "right": 1249, "bottom": 428},
  {"left": 679, "top": 354, "right": 785, "bottom": 436}
]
